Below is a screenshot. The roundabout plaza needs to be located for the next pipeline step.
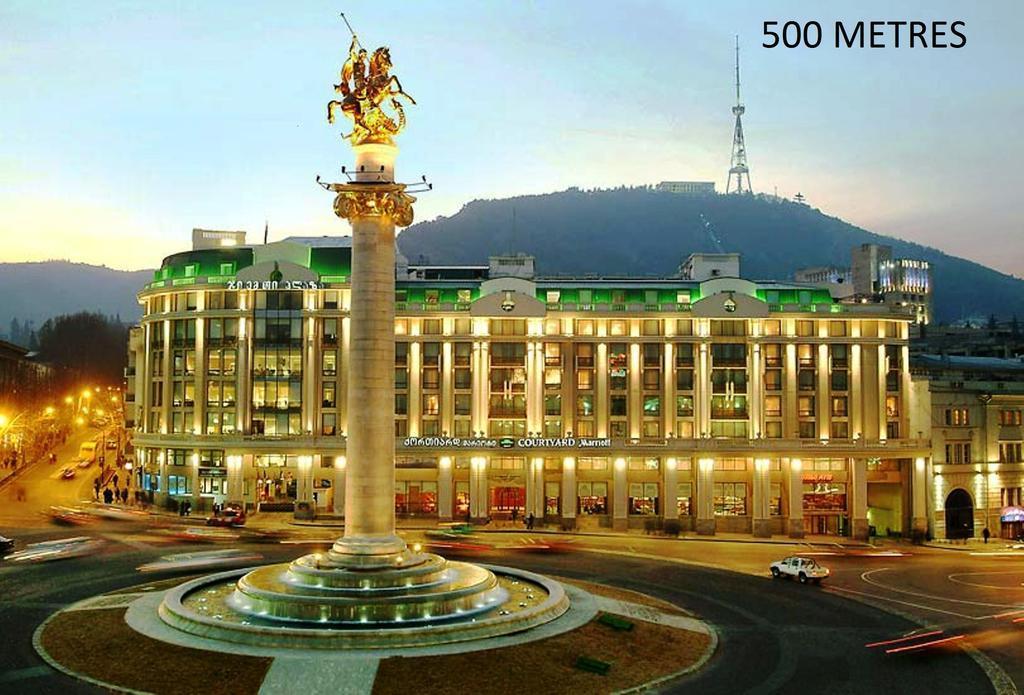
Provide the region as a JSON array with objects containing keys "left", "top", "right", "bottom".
[{"left": 31, "top": 24, "right": 715, "bottom": 694}]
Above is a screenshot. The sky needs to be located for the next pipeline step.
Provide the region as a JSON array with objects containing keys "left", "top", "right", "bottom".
[{"left": 0, "top": 0, "right": 1021, "bottom": 275}]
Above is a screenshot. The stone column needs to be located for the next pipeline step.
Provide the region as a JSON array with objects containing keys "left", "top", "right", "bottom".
[
  {"left": 339, "top": 316, "right": 350, "bottom": 434},
  {"left": 469, "top": 456, "right": 488, "bottom": 521},
  {"left": 695, "top": 457, "right": 715, "bottom": 535},
  {"left": 331, "top": 455, "right": 346, "bottom": 517},
  {"left": 226, "top": 454, "right": 244, "bottom": 505},
  {"left": 596, "top": 343, "right": 608, "bottom": 437},
  {"left": 787, "top": 457, "right": 805, "bottom": 538},
  {"left": 663, "top": 457, "right": 679, "bottom": 520},
  {"left": 911, "top": 456, "right": 928, "bottom": 536},
  {"left": 190, "top": 453, "right": 201, "bottom": 510},
  {"left": 408, "top": 340, "right": 422, "bottom": 436},
  {"left": 531, "top": 457, "right": 545, "bottom": 519},
  {"left": 438, "top": 456, "right": 453, "bottom": 521},
  {"left": 561, "top": 456, "right": 576, "bottom": 529},
  {"left": 817, "top": 343, "right": 830, "bottom": 439},
  {"left": 330, "top": 142, "right": 409, "bottom": 560},
  {"left": 629, "top": 343, "right": 641, "bottom": 439},
  {"left": 752, "top": 457, "right": 771, "bottom": 537},
  {"left": 850, "top": 457, "right": 868, "bottom": 540},
  {"left": 613, "top": 456, "right": 628, "bottom": 531},
  {"left": 441, "top": 341, "right": 453, "bottom": 435}
]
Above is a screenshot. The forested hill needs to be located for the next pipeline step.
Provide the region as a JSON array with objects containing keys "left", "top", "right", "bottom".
[
  {"left": 0, "top": 261, "right": 150, "bottom": 341},
  {"left": 397, "top": 187, "right": 1023, "bottom": 324}
]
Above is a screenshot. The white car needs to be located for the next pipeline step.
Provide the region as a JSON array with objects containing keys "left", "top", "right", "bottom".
[
  {"left": 770, "top": 556, "right": 830, "bottom": 584},
  {"left": 7, "top": 536, "right": 106, "bottom": 563}
]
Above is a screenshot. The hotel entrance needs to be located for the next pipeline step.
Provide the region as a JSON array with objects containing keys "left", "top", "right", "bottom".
[{"left": 490, "top": 486, "right": 525, "bottom": 519}]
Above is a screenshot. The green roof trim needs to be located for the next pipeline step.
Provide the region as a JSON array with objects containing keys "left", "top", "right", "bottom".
[
  {"left": 309, "top": 247, "right": 352, "bottom": 279},
  {"left": 536, "top": 286, "right": 701, "bottom": 305},
  {"left": 157, "top": 248, "right": 255, "bottom": 282}
]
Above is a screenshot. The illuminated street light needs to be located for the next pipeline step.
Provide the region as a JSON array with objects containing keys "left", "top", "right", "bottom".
[
  {"left": 82, "top": 389, "right": 92, "bottom": 399},
  {"left": 75, "top": 417, "right": 85, "bottom": 426},
  {"left": 64, "top": 396, "right": 73, "bottom": 405},
  {"left": 0, "top": 414, "right": 8, "bottom": 428},
  {"left": 44, "top": 406, "right": 55, "bottom": 416}
]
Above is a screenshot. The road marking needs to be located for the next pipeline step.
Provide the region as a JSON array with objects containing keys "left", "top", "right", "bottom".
[
  {"left": 948, "top": 571, "right": 1024, "bottom": 591},
  {"left": 825, "top": 585, "right": 986, "bottom": 620},
  {"left": 0, "top": 666, "right": 51, "bottom": 683},
  {"left": 860, "top": 568, "right": 1021, "bottom": 609}
]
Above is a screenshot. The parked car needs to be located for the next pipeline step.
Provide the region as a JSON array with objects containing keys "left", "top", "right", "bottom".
[
  {"left": 770, "top": 556, "right": 830, "bottom": 584},
  {"left": 0, "top": 536, "right": 15, "bottom": 556},
  {"left": 7, "top": 536, "right": 105, "bottom": 563},
  {"left": 206, "top": 503, "right": 247, "bottom": 527}
]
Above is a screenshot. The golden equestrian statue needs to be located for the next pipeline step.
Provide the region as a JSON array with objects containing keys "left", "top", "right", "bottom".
[{"left": 327, "top": 26, "right": 416, "bottom": 145}]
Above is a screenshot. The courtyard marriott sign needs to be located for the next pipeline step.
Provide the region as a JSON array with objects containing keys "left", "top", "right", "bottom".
[{"left": 402, "top": 436, "right": 612, "bottom": 450}]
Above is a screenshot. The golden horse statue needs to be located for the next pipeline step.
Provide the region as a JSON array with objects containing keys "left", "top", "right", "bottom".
[{"left": 328, "top": 36, "right": 416, "bottom": 145}]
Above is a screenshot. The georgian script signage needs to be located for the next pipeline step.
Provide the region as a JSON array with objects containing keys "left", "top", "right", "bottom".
[{"left": 402, "top": 436, "right": 612, "bottom": 450}]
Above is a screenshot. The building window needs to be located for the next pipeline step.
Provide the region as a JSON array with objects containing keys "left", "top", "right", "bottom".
[
  {"left": 578, "top": 481, "right": 608, "bottom": 514},
  {"left": 676, "top": 482, "right": 692, "bottom": 516},
  {"left": 999, "top": 409, "right": 1023, "bottom": 426},
  {"left": 945, "top": 442, "right": 972, "bottom": 464},
  {"left": 628, "top": 483, "right": 659, "bottom": 515},
  {"left": 713, "top": 482, "right": 747, "bottom": 516},
  {"left": 999, "top": 442, "right": 1023, "bottom": 463},
  {"left": 944, "top": 408, "right": 970, "bottom": 426}
]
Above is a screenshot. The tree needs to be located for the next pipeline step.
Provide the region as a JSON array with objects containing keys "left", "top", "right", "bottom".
[
  {"left": 36, "top": 312, "right": 129, "bottom": 385},
  {"left": 987, "top": 314, "right": 998, "bottom": 331},
  {"left": 8, "top": 318, "right": 22, "bottom": 346},
  {"left": 1012, "top": 315, "right": 1020, "bottom": 336}
]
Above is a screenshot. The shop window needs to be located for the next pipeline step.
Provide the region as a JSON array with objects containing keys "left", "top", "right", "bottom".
[
  {"left": 628, "top": 483, "right": 659, "bottom": 515},
  {"left": 676, "top": 482, "right": 692, "bottom": 516},
  {"left": 713, "top": 482, "right": 747, "bottom": 515},
  {"left": 578, "top": 482, "right": 608, "bottom": 514}
]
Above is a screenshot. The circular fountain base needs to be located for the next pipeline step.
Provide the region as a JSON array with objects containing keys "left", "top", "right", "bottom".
[{"left": 158, "top": 550, "right": 569, "bottom": 649}]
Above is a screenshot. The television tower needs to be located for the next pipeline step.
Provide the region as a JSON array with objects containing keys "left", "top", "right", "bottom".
[{"left": 726, "top": 36, "right": 753, "bottom": 194}]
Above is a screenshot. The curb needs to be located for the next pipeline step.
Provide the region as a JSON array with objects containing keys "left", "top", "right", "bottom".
[
  {"left": 32, "top": 607, "right": 150, "bottom": 695},
  {"left": 823, "top": 587, "right": 1019, "bottom": 695}
]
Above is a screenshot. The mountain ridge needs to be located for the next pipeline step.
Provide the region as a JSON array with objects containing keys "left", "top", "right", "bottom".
[{"left": 397, "top": 187, "right": 1023, "bottom": 323}]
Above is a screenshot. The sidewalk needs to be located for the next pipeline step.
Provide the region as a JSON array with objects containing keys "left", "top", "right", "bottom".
[{"left": 244, "top": 512, "right": 873, "bottom": 548}]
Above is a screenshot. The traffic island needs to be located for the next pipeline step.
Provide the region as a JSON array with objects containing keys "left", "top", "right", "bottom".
[{"left": 34, "top": 575, "right": 716, "bottom": 694}]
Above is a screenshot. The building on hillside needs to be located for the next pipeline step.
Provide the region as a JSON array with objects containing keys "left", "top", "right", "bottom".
[
  {"left": 851, "top": 244, "right": 932, "bottom": 326},
  {"left": 125, "top": 232, "right": 932, "bottom": 540},
  {"left": 677, "top": 253, "right": 740, "bottom": 281},
  {"left": 911, "top": 354, "right": 1024, "bottom": 540},
  {"left": 911, "top": 321, "right": 1024, "bottom": 359},
  {"left": 656, "top": 181, "right": 716, "bottom": 195},
  {"left": 793, "top": 266, "right": 854, "bottom": 300},
  {"left": 795, "top": 244, "right": 932, "bottom": 327}
]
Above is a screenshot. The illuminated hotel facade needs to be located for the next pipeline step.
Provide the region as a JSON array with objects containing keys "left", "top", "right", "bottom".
[{"left": 126, "top": 236, "right": 931, "bottom": 539}]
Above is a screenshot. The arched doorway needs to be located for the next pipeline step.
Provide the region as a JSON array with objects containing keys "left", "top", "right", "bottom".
[{"left": 945, "top": 489, "right": 974, "bottom": 540}]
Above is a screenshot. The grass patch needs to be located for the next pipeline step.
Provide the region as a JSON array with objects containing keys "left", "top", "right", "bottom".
[
  {"left": 372, "top": 614, "right": 710, "bottom": 695},
  {"left": 554, "top": 576, "right": 690, "bottom": 615},
  {"left": 40, "top": 608, "right": 271, "bottom": 695}
]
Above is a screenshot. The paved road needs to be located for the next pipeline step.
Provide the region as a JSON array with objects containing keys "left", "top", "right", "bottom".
[
  {"left": 0, "top": 522, "right": 1003, "bottom": 694},
  {"left": 0, "top": 425, "right": 118, "bottom": 526}
]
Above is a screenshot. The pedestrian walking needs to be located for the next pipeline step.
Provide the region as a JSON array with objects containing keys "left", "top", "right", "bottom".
[
  {"left": 120, "top": 487, "right": 129, "bottom": 504},
  {"left": 112, "top": 473, "right": 119, "bottom": 488},
  {"left": 526, "top": 512, "right": 535, "bottom": 530},
  {"left": 511, "top": 508, "right": 518, "bottom": 524},
  {"left": 103, "top": 487, "right": 114, "bottom": 504},
  {"left": 983, "top": 527, "right": 991, "bottom": 544},
  {"left": 93, "top": 478, "right": 100, "bottom": 500}
]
